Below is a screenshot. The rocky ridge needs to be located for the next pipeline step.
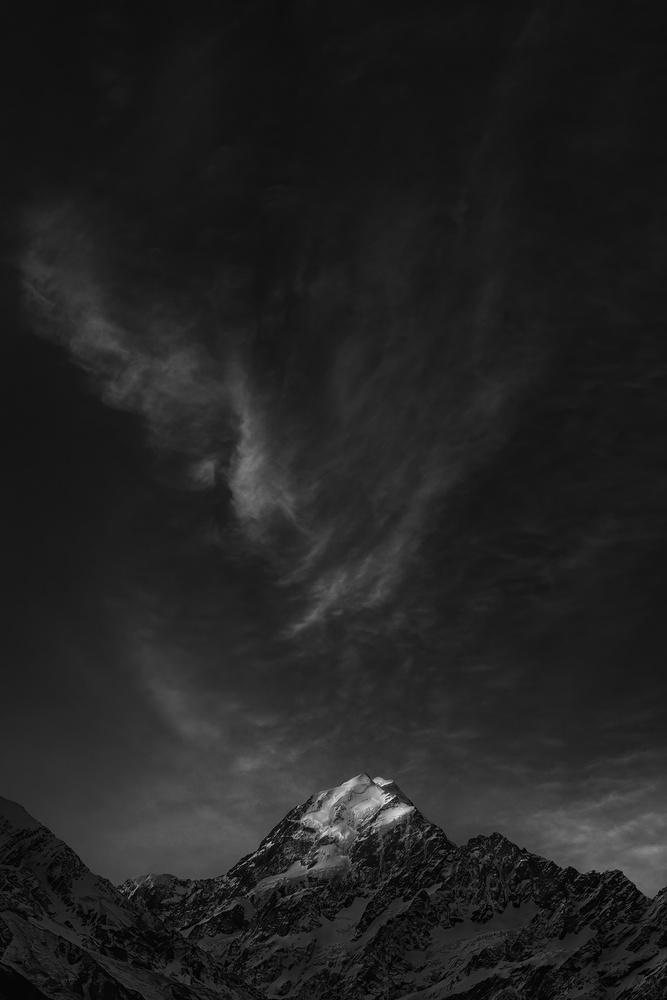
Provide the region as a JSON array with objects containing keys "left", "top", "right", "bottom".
[
  {"left": 0, "top": 796, "right": 259, "bottom": 1000},
  {"left": 122, "top": 774, "right": 667, "bottom": 1000}
]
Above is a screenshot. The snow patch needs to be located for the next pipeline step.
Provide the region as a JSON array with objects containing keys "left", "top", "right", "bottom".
[
  {"left": 373, "top": 803, "right": 414, "bottom": 830},
  {"left": 301, "top": 774, "right": 391, "bottom": 842},
  {"left": 251, "top": 860, "right": 310, "bottom": 896}
]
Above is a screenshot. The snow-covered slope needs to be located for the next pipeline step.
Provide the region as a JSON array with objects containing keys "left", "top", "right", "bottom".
[
  {"left": 0, "top": 796, "right": 259, "bottom": 1000},
  {"left": 123, "top": 774, "right": 667, "bottom": 1000},
  {"left": 3, "top": 779, "right": 666, "bottom": 999}
]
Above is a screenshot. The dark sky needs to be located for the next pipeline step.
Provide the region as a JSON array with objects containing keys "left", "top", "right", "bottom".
[{"left": 2, "top": 0, "right": 667, "bottom": 896}]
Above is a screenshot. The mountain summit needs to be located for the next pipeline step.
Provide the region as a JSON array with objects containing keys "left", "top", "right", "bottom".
[
  {"left": 212, "top": 772, "right": 449, "bottom": 892},
  {"left": 300, "top": 772, "right": 417, "bottom": 843}
]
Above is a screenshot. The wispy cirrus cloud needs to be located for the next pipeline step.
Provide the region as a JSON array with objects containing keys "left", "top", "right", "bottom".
[
  {"left": 520, "top": 759, "right": 667, "bottom": 897},
  {"left": 21, "top": 195, "right": 545, "bottom": 644},
  {"left": 526, "top": 800, "right": 667, "bottom": 898}
]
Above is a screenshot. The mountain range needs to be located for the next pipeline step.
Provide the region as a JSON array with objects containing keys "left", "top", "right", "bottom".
[{"left": 1, "top": 774, "right": 666, "bottom": 999}]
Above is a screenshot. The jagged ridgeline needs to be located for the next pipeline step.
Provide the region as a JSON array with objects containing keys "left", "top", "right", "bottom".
[{"left": 2, "top": 776, "right": 667, "bottom": 999}]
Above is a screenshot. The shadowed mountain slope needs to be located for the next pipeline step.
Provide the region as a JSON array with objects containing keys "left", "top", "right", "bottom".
[
  {"left": 122, "top": 774, "right": 667, "bottom": 999},
  {"left": 0, "top": 797, "right": 260, "bottom": 1000}
]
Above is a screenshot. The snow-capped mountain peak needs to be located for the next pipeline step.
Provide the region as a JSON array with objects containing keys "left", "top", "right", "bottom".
[{"left": 300, "top": 773, "right": 415, "bottom": 842}]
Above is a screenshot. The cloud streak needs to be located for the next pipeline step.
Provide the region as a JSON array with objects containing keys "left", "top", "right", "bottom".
[
  {"left": 526, "top": 794, "right": 667, "bottom": 898},
  {"left": 21, "top": 5, "right": 582, "bottom": 647},
  {"left": 21, "top": 175, "right": 544, "bottom": 645}
]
